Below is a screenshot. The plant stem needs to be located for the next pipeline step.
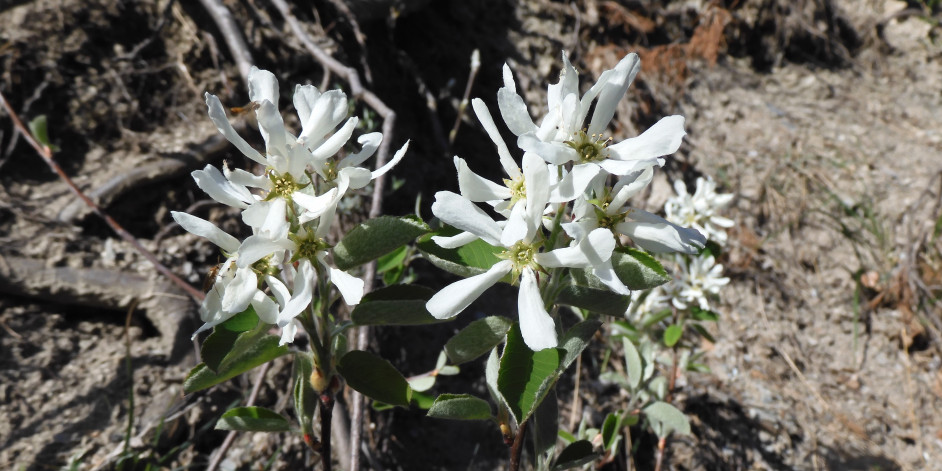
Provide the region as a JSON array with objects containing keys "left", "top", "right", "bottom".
[
  {"left": 509, "top": 419, "right": 528, "bottom": 471},
  {"left": 653, "top": 437, "right": 667, "bottom": 471},
  {"left": 320, "top": 392, "right": 334, "bottom": 470}
]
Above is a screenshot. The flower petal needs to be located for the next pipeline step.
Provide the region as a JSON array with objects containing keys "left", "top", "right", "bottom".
[
  {"left": 329, "top": 265, "right": 365, "bottom": 306},
  {"left": 472, "top": 98, "right": 520, "bottom": 178},
  {"left": 279, "top": 259, "right": 315, "bottom": 322},
  {"left": 550, "top": 163, "right": 602, "bottom": 203},
  {"left": 220, "top": 267, "right": 257, "bottom": 313},
  {"left": 371, "top": 140, "right": 409, "bottom": 181},
  {"left": 171, "top": 211, "right": 240, "bottom": 253},
  {"left": 251, "top": 291, "right": 280, "bottom": 325},
  {"left": 431, "top": 191, "right": 503, "bottom": 246},
  {"left": 518, "top": 133, "right": 576, "bottom": 165},
  {"left": 205, "top": 93, "right": 266, "bottom": 166},
  {"left": 312, "top": 116, "right": 358, "bottom": 161},
  {"left": 339, "top": 132, "right": 382, "bottom": 169},
  {"left": 586, "top": 53, "right": 640, "bottom": 136},
  {"left": 456, "top": 156, "right": 513, "bottom": 202},
  {"left": 248, "top": 67, "right": 279, "bottom": 107},
  {"left": 431, "top": 230, "right": 479, "bottom": 249},
  {"left": 617, "top": 209, "right": 706, "bottom": 254},
  {"left": 426, "top": 260, "right": 512, "bottom": 319},
  {"left": 607, "top": 115, "right": 686, "bottom": 161},
  {"left": 500, "top": 200, "right": 529, "bottom": 246},
  {"left": 497, "top": 66, "right": 537, "bottom": 137},
  {"left": 237, "top": 235, "right": 293, "bottom": 268},
  {"left": 518, "top": 268, "right": 558, "bottom": 350},
  {"left": 522, "top": 152, "right": 550, "bottom": 229},
  {"left": 536, "top": 228, "right": 615, "bottom": 268},
  {"left": 192, "top": 165, "right": 252, "bottom": 209}
]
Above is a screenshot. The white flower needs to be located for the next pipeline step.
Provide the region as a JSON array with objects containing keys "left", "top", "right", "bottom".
[
  {"left": 496, "top": 52, "right": 686, "bottom": 198},
  {"left": 661, "top": 254, "right": 729, "bottom": 311},
  {"left": 425, "top": 189, "right": 618, "bottom": 351},
  {"left": 665, "top": 177, "right": 734, "bottom": 246},
  {"left": 564, "top": 167, "right": 706, "bottom": 256}
]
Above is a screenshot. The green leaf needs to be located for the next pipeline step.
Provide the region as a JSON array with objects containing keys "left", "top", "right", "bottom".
[
  {"left": 215, "top": 406, "right": 291, "bottom": 432},
  {"left": 333, "top": 215, "right": 430, "bottom": 270},
  {"left": 691, "top": 307, "right": 720, "bottom": 322},
  {"left": 444, "top": 316, "right": 513, "bottom": 364},
  {"left": 407, "top": 374, "right": 436, "bottom": 392},
  {"left": 553, "top": 440, "right": 598, "bottom": 470},
  {"left": 201, "top": 321, "right": 268, "bottom": 373},
  {"left": 28, "top": 115, "right": 60, "bottom": 151},
  {"left": 663, "top": 325, "right": 683, "bottom": 347},
  {"left": 185, "top": 334, "right": 289, "bottom": 394},
  {"left": 644, "top": 401, "right": 691, "bottom": 438},
  {"left": 601, "top": 412, "right": 621, "bottom": 450},
  {"left": 417, "top": 226, "right": 504, "bottom": 278},
  {"left": 376, "top": 245, "right": 409, "bottom": 274},
  {"left": 221, "top": 305, "right": 261, "bottom": 332},
  {"left": 641, "top": 309, "right": 673, "bottom": 329},
  {"left": 427, "top": 394, "right": 493, "bottom": 421},
  {"left": 556, "top": 283, "right": 631, "bottom": 316},
  {"left": 412, "top": 390, "right": 435, "bottom": 409},
  {"left": 612, "top": 248, "right": 670, "bottom": 290},
  {"left": 558, "top": 319, "right": 602, "bottom": 372},
  {"left": 351, "top": 284, "right": 445, "bottom": 326},
  {"left": 293, "top": 352, "right": 317, "bottom": 435},
  {"left": 497, "top": 324, "right": 561, "bottom": 423},
  {"left": 622, "top": 337, "right": 643, "bottom": 390},
  {"left": 337, "top": 350, "right": 412, "bottom": 407},
  {"left": 690, "top": 323, "right": 716, "bottom": 343}
]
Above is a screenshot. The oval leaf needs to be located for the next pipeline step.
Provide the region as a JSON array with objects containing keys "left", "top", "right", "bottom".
[
  {"left": 553, "top": 440, "right": 598, "bottom": 470},
  {"left": 497, "top": 323, "right": 561, "bottom": 423},
  {"left": 643, "top": 401, "right": 691, "bottom": 438},
  {"left": 445, "top": 316, "right": 513, "bottom": 364},
  {"left": 612, "top": 247, "right": 670, "bottom": 290},
  {"left": 185, "top": 334, "right": 289, "bottom": 394},
  {"left": 333, "top": 215, "right": 430, "bottom": 270},
  {"left": 337, "top": 350, "right": 412, "bottom": 407},
  {"left": 351, "top": 284, "right": 445, "bottom": 326},
  {"left": 427, "top": 393, "right": 493, "bottom": 421},
  {"left": 622, "top": 337, "right": 643, "bottom": 390},
  {"left": 556, "top": 283, "right": 631, "bottom": 317},
  {"left": 559, "top": 319, "right": 602, "bottom": 372},
  {"left": 663, "top": 324, "right": 683, "bottom": 347},
  {"left": 215, "top": 406, "right": 291, "bottom": 432}
]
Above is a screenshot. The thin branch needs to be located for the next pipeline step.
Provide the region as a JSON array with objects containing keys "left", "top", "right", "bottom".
[
  {"left": 198, "top": 0, "right": 255, "bottom": 84},
  {"left": 0, "top": 90, "right": 205, "bottom": 303},
  {"left": 509, "top": 419, "right": 528, "bottom": 471},
  {"left": 206, "top": 363, "right": 271, "bottom": 471},
  {"left": 449, "top": 49, "right": 480, "bottom": 146}
]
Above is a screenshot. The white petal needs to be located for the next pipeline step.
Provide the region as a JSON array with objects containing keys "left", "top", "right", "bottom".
[
  {"left": 591, "top": 259, "right": 630, "bottom": 295},
  {"left": 501, "top": 201, "right": 529, "bottom": 246},
  {"left": 237, "top": 235, "right": 293, "bottom": 268},
  {"left": 192, "top": 289, "right": 224, "bottom": 339},
  {"left": 617, "top": 209, "right": 706, "bottom": 254},
  {"left": 598, "top": 157, "right": 660, "bottom": 176},
  {"left": 340, "top": 166, "right": 373, "bottom": 190},
  {"left": 251, "top": 292, "right": 280, "bottom": 324},
  {"left": 192, "top": 165, "right": 251, "bottom": 209},
  {"left": 300, "top": 90, "right": 348, "bottom": 146},
  {"left": 607, "top": 115, "right": 686, "bottom": 161},
  {"left": 265, "top": 274, "right": 291, "bottom": 308},
  {"left": 293, "top": 84, "right": 321, "bottom": 125},
  {"left": 522, "top": 152, "right": 550, "bottom": 229},
  {"left": 293, "top": 188, "right": 338, "bottom": 219},
  {"left": 205, "top": 93, "right": 266, "bottom": 166},
  {"left": 226, "top": 167, "right": 269, "bottom": 190},
  {"left": 280, "top": 260, "right": 315, "bottom": 321},
  {"left": 312, "top": 116, "right": 358, "bottom": 161},
  {"left": 587, "top": 53, "right": 640, "bottom": 136},
  {"left": 339, "top": 132, "right": 382, "bottom": 169},
  {"left": 258, "top": 198, "right": 288, "bottom": 240},
  {"left": 456, "top": 156, "right": 512, "bottom": 202},
  {"left": 426, "top": 261, "right": 513, "bottom": 319},
  {"left": 610, "top": 166, "right": 655, "bottom": 209},
  {"left": 518, "top": 268, "right": 558, "bottom": 350},
  {"left": 329, "top": 266, "right": 365, "bottom": 305},
  {"left": 431, "top": 191, "right": 503, "bottom": 245},
  {"left": 256, "top": 100, "right": 288, "bottom": 160},
  {"left": 472, "top": 98, "right": 520, "bottom": 178},
  {"left": 550, "top": 163, "right": 601, "bottom": 203},
  {"left": 171, "top": 211, "right": 240, "bottom": 253},
  {"left": 518, "top": 133, "right": 576, "bottom": 165},
  {"left": 371, "top": 140, "right": 409, "bottom": 181},
  {"left": 497, "top": 85, "right": 537, "bottom": 136},
  {"left": 220, "top": 267, "right": 257, "bottom": 313},
  {"left": 431, "top": 230, "right": 479, "bottom": 249},
  {"left": 536, "top": 228, "right": 615, "bottom": 268},
  {"left": 248, "top": 67, "right": 279, "bottom": 106},
  {"left": 278, "top": 321, "right": 298, "bottom": 346}
]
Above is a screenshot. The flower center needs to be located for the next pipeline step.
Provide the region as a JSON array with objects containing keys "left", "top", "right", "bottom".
[
  {"left": 267, "top": 171, "right": 305, "bottom": 200},
  {"left": 499, "top": 240, "right": 540, "bottom": 280},
  {"left": 566, "top": 130, "right": 612, "bottom": 163},
  {"left": 502, "top": 175, "right": 527, "bottom": 207},
  {"left": 290, "top": 231, "right": 331, "bottom": 263}
]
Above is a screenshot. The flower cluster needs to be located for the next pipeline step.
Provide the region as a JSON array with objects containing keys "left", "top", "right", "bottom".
[
  {"left": 631, "top": 177, "right": 733, "bottom": 316},
  {"left": 426, "top": 52, "right": 706, "bottom": 350},
  {"left": 173, "top": 67, "right": 407, "bottom": 345}
]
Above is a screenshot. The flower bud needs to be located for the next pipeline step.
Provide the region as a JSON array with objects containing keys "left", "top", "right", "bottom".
[{"left": 310, "top": 366, "right": 329, "bottom": 393}]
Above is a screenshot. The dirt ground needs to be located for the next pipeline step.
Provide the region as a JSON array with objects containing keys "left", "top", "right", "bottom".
[{"left": 1, "top": 0, "right": 941, "bottom": 470}]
